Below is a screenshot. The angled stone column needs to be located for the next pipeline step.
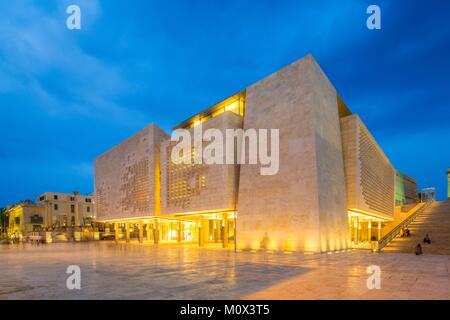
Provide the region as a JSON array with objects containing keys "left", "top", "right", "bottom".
[
  {"left": 222, "top": 213, "right": 229, "bottom": 248},
  {"left": 154, "top": 219, "right": 159, "bottom": 244},
  {"left": 378, "top": 222, "right": 382, "bottom": 240},
  {"left": 115, "top": 223, "right": 119, "bottom": 243},
  {"left": 198, "top": 219, "right": 205, "bottom": 247},
  {"left": 177, "top": 221, "right": 182, "bottom": 242},
  {"left": 125, "top": 222, "right": 130, "bottom": 243},
  {"left": 139, "top": 223, "right": 144, "bottom": 244},
  {"left": 146, "top": 224, "right": 151, "bottom": 241}
]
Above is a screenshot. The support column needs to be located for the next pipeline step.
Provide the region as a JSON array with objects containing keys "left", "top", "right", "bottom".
[
  {"left": 139, "top": 222, "right": 144, "bottom": 244},
  {"left": 213, "top": 220, "right": 218, "bottom": 243},
  {"left": 368, "top": 220, "right": 372, "bottom": 242},
  {"left": 115, "top": 223, "right": 119, "bottom": 243},
  {"left": 222, "top": 214, "right": 229, "bottom": 248},
  {"left": 44, "top": 200, "right": 51, "bottom": 229},
  {"left": 377, "top": 222, "right": 382, "bottom": 240},
  {"left": 177, "top": 221, "right": 182, "bottom": 242},
  {"left": 198, "top": 219, "right": 205, "bottom": 247},
  {"left": 74, "top": 191, "right": 80, "bottom": 227},
  {"left": 357, "top": 218, "right": 362, "bottom": 244},
  {"left": 146, "top": 224, "right": 151, "bottom": 241},
  {"left": 154, "top": 219, "right": 159, "bottom": 244},
  {"left": 125, "top": 222, "right": 130, "bottom": 243}
]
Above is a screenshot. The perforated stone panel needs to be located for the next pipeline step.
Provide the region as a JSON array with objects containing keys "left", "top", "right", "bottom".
[
  {"left": 341, "top": 114, "right": 395, "bottom": 219},
  {"left": 94, "top": 124, "right": 168, "bottom": 220},
  {"left": 160, "top": 111, "right": 243, "bottom": 215}
]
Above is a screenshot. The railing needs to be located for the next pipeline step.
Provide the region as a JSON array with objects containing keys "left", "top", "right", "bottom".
[{"left": 375, "top": 200, "right": 434, "bottom": 252}]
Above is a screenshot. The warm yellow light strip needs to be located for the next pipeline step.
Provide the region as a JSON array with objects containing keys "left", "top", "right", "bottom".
[
  {"left": 173, "top": 91, "right": 245, "bottom": 130},
  {"left": 99, "top": 216, "right": 193, "bottom": 224},
  {"left": 347, "top": 208, "right": 392, "bottom": 222},
  {"left": 98, "top": 208, "right": 236, "bottom": 223},
  {"left": 172, "top": 208, "right": 235, "bottom": 216}
]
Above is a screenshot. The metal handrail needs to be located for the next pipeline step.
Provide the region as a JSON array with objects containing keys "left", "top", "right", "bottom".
[{"left": 375, "top": 200, "right": 434, "bottom": 252}]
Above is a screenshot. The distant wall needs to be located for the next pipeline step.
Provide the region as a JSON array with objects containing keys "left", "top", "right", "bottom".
[
  {"left": 395, "top": 172, "right": 419, "bottom": 205},
  {"left": 341, "top": 114, "right": 396, "bottom": 220}
]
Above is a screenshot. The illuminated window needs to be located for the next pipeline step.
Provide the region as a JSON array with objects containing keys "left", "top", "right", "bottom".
[{"left": 175, "top": 92, "right": 245, "bottom": 129}]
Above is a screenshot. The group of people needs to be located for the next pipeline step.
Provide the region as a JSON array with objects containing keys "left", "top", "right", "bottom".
[
  {"left": 415, "top": 233, "right": 432, "bottom": 255},
  {"left": 400, "top": 227, "right": 411, "bottom": 237}
]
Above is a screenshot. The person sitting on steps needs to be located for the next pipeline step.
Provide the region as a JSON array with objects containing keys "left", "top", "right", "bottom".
[
  {"left": 415, "top": 243, "right": 423, "bottom": 255},
  {"left": 405, "top": 228, "right": 410, "bottom": 237},
  {"left": 423, "top": 233, "right": 431, "bottom": 244}
]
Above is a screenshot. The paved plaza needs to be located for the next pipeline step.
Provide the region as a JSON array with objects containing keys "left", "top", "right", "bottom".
[{"left": 0, "top": 242, "right": 449, "bottom": 300}]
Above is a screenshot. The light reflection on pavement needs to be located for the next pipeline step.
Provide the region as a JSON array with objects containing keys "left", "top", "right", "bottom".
[{"left": 0, "top": 242, "right": 449, "bottom": 299}]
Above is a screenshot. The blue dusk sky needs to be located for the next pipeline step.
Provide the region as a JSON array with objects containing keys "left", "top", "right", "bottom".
[{"left": 0, "top": 0, "right": 449, "bottom": 206}]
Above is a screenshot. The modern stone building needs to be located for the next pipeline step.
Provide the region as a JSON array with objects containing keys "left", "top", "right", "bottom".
[{"left": 94, "top": 54, "right": 415, "bottom": 252}]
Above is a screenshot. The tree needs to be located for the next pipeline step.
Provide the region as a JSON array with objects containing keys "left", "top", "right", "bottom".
[{"left": 0, "top": 208, "right": 8, "bottom": 237}]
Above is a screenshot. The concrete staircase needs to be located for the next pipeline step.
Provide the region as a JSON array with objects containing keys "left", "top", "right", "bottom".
[{"left": 383, "top": 200, "right": 450, "bottom": 255}]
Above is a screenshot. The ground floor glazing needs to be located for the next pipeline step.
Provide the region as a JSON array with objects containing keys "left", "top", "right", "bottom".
[{"left": 103, "top": 212, "right": 236, "bottom": 248}]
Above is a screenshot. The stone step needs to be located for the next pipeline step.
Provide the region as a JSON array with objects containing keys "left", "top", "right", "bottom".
[{"left": 383, "top": 200, "right": 450, "bottom": 255}]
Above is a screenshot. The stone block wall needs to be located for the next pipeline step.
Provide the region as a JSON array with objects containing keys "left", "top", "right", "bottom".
[
  {"left": 341, "top": 114, "right": 395, "bottom": 220},
  {"left": 236, "top": 54, "right": 349, "bottom": 252},
  {"left": 160, "top": 111, "right": 243, "bottom": 215},
  {"left": 94, "top": 124, "right": 168, "bottom": 220}
]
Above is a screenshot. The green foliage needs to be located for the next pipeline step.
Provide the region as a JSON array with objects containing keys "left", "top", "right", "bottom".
[{"left": 0, "top": 208, "right": 8, "bottom": 236}]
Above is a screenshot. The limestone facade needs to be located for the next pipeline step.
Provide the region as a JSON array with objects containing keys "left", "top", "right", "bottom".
[
  {"left": 340, "top": 114, "right": 396, "bottom": 220},
  {"left": 94, "top": 54, "right": 408, "bottom": 252},
  {"left": 237, "top": 55, "right": 349, "bottom": 252},
  {"left": 94, "top": 124, "right": 168, "bottom": 220},
  {"left": 160, "top": 111, "right": 242, "bottom": 215}
]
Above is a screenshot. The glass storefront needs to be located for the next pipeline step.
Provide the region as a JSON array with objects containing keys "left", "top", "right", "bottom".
[{"left": 109, "top": 213, "right": 236, "bottom": 247}]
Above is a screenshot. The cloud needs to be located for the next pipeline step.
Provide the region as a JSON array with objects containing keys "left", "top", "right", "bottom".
[
  {"left": 0, "top": 0, "right": 148, "bottom": 125},
  {"left": 0, "top": 0, "right": 449, "bottom": 205}
]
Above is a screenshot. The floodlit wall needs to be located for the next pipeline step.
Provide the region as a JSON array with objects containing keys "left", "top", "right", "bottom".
[
  {"left": 160, "top": 111, "right": 243, "bottom": 215},
  {"left": 94, "top": 124, "right": 168, "bottom": 221},
  {"left": 7, "top": 203, "right": 45, "bottom": 236},
  {"left": 236, "top": 54, "right": 349, "bottom": 253},
  {"left": 341, "top": 114, "right": 396, "bottom": 220}
]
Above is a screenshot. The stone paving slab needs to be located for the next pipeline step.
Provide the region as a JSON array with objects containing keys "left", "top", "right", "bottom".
[{"left": 0, "top": 242, "right": 449, "bottom": 300}]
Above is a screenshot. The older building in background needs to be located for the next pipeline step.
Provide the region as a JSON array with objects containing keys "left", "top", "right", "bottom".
[
  {"left": 94, "top": 54, "right": 418, "bottom": 252},
  {"left": 6, "top": 201, "right": 45, "bottom": 239},
  {"left": 35, "top": 192, "right": 96, "bottom": 228},
  {"left": 4, "top": 192, "right": 96, "bottom": 239}
]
